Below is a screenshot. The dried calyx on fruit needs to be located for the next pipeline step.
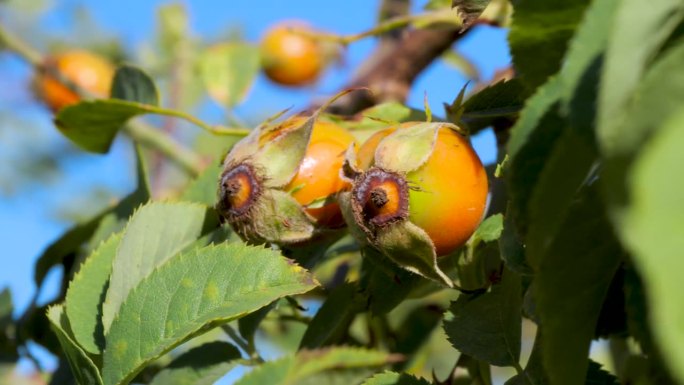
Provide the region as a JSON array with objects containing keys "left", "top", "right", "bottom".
[
  {"left": 339, "top": 122, "right": 489, "bottom": 287},
  {"left": 217, "top": 110, "right": 355, "bottom": 246}
]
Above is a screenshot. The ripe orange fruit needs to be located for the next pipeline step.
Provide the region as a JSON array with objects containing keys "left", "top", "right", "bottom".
[
  {"left": 260, "top": 22, "right": 324, "bottom": 87},
  {"left": 34, "top": 50, "right": 114, "bottom": 112},
  {"left": 286, "top": 118, "right": 356, "bottom": 228},
  {"left": 357, "top": 123, "right": 489, "bottom": 256}
]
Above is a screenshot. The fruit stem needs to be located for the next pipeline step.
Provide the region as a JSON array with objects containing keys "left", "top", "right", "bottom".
[
  {"left": 301, "top": 10, "right": 463, "bottom": 45},
  {"left": 152, "top": 107, "right": 250, "bottom": 137},
  {"left": 0, "top": 24, "right": 206, "bottom": 175},
  {"left": 0, "top": 24, "right": 43, "bottom": 67}
]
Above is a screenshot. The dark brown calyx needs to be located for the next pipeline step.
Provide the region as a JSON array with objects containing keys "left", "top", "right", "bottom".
[
  {"left": 352, "top": 167, "right": 409, "bottom": 228},
  {"left": 218, "top": 163, "right": 262, "bottom": 219}
]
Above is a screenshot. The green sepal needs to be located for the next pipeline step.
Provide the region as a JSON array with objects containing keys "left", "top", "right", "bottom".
[
  {"left": 374, "top": 220, "right": 453, "bottom": 287},
  {"left": 374, "top": 122, "right": 441, "bottom": 173},
  {"left": 234, "top": 189, "right": 316, "bottom": 245},
  {"left": 252, "top": 116, "right": 316, "bottom": 188},
  {"left": 338, "top": 191, "right": 370, "bottom": 248}
]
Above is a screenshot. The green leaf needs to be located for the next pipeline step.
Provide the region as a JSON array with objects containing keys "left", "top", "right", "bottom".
[
  {"left": 504, "top": 328, "right": 547, "bottom": 385},
  {"left": 507, "top": 77, "right": 562, "bottom": 159},
  {"left": 507, "top": 95, "right": 565, "bottom": 233},
  {"left": 510, "top": 340, "right": 621, "bottom": 385},
  {"left": 180, "top": 164, "right": 221, "bottom": 206},
  {"left": 34, "top": 216, "right": 102, "bottom": 287},
  {"left": 0, "top": 287, "right": 15, "bottom": 359},
  {"left": 148, "top": 341, "right": 241, "bottom": 385},
  {"left": 38, "top": 145, "right": 147, "bottom": 275},
  {"left": 54, "top": 99, "right": 207, "bottom": 153},
  {"left": 234, "top": 347, "right": 397, "bottom": 385},
  {"left": 299, "top": 283, "right": 367, "bottom": 349},
  {"left": 361, "top": 371, "right": 432, "bottom": 385},
  {"left": 623, "top": 110, "right": 684, "bottom": 383},
  {"left": 157, "top": 3, "right": 188, "bottom": 56},
  {"left": 194, "top": 131, "right": 243, "bottom": 162},
  {"left": 65, "top": 233, "right": 121, "bottom": 355},
  {"left": 525, "top": 129, "right": 597, "bottom": 270},
  {"left": 460, "top": 79, "right": 525, "bottom": 133},
  {"left": 598, "top": 0, "right": 684, "bottom": 155},
  {"left": 237, "top": 302, "right": 275, "bottom": 349},
  {"left": 508, "top": 0, "right": 589, "bottom": 89},
  {"left": 374, "top": 122, "right": 440, "bottom": 173},
  {"left": 499, "top": 207, "right": 530, "bottom": 275},
  {"left": 601, "top": 40, "right": 684, "bottom": 235},
  {"left": 608, "top": 39, "right": 684, "bottom": 158},
  {"left": 445, "top": 268, "right": 522, "bottom": 367},
  {"left": 54, "top": 99, "right": 148, "bottom": 153},
  {"left": 426, "top": 0, "right": 451, "bottom": 10},
  {"left": 533, "top": 185, "right": 622, "bottom": 385},
  {"left": 200, "top": 42, "right": 260, "bottom": 108},
  {"left": 376, "top": 221, "right": 452, "bottom": 287},
  {"left": 102, "top": 243, "right": 317, "bottom": 385},
  {"left": 441, "top": 50, "right": 480, "bottom": 81},
  {"left": 359, "top": 248, "right": 422, "bottom": 315},
  {"left": 102, "top": 202, "right": 217, "bottom": 333},
  {"left": 472, "top": 214, "right": 503, "bottom": 243},
  {"left": 392, "top": 305, "right": 443, "bottom": 368},
  {"left": 110, "top": 65, "right": 159, "bottom": 105},
  {"left": 47, "top": 305, "right": 103, "bottom": 385},
  {"left": 359, "top": 102, "right": 428, "bottom": 125},
  {"left": 452, "top": 0, "right": 491, "bottom": 29},
  {"left": 584, "top": 360, "right": 620, "bottom": 385},
  {"left": 557, "top": 0, "right": 619, "bottom": 112},
  {"left": 0, "top": 288, "right": 11, "bottom": 328}
]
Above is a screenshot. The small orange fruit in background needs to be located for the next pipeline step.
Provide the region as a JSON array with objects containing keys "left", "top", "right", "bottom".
[
  {"left": 357, "top": 123, "right": 489, "bottom": 256},
  {"left": 33, "top": 50, "right": 114, "bottom": 112},
  {"left": 260, "top": 22, "right": 324, "bottom": 87}
]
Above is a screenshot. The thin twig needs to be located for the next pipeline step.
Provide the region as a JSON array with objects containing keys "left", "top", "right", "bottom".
[
  {"left": 325, "top": 26, "right": 470, "bottom": 115},
  {"left": 0, "top": 24, "right": 207, "bottom": 176}
]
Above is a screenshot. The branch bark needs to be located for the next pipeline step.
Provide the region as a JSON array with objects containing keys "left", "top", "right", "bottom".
[{"left": 327, "top": 26, "right": 468, "bottom": 115}]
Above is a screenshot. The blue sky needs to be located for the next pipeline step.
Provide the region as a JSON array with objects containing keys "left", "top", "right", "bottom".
[{"left": 0, "top": 0, "right": 511, "bottom": 378}]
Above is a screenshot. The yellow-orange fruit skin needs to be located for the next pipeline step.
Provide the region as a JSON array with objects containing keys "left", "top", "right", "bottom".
[
  {"left": 286, "top": 119, "right": 356, "bottom": 228},
  {"left": 357, "top": 124, "right": 489, "bottom": 256},
  {"left": 260, "top": 23, "right": 323, "bottom": 86},
  {"left": 34, "top": 50, "right": 114, "bottom": 112}
]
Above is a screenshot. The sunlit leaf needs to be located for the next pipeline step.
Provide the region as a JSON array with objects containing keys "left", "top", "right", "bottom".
[
  {"left": 624, "top": 110, "right": 684, "bottom": 383},
  {"left": 65, "top": 233, "right": 121, "bottom": 354},
  {"left": 598, "top": 0, "right": 684, "bottom": 154},
  {"left": 199, "top": 42, "right": 260, "bottom": 108},
  {"left": 102, "top": 243, "right": 317, "bottom": 385},
  {"left": 47, "top": 305, "right": 103, "bottom": 385},
  {"left": 102, "top": 202, "right": 217, "bottom": 332},
  {"left": 55, "top": 99, "right": 206, "bottom": 153}
]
